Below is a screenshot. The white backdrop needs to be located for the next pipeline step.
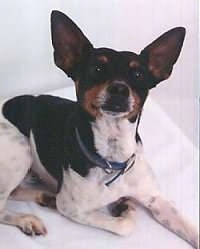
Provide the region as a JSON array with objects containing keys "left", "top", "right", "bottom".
[
  {"left": 0, "top": 0, "right": 198, "bottom": 144},
  {"left": 0, "top": 2, "right": 199, "bottom": 248}
]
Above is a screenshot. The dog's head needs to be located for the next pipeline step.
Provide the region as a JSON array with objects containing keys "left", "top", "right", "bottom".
[{"left": 51, "top": 10, "right": 185, "bottom": 121}]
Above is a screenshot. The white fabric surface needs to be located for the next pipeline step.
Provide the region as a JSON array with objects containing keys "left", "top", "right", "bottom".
[{"left": 1, "top": 86, "right": 198, "bottom": 249}]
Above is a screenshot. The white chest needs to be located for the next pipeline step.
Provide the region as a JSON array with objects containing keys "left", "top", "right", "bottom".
[
  {"left": 91, "top": 116, "right": 137, "bottom": 162},
  {"left": 56, "top": 155, "right": 158, "bottom": 219},
  {"left": 56, "top": 167, "right": 128, "bottom": 217}
]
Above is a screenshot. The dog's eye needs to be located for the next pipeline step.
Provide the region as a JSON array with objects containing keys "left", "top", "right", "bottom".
[
  {"left": 135, "top": 71, "right": 143, "bottom": 78},
  {"left": 128, "top": 69, "right": 144, "bottom": 80},
  {"left": 89, "top": 64, "right": 107, "bottom": 81},
  {"left": 88, "top": 62, "right": 111, "bottom": 83},
  {"left": 95, "top": 65, "right": 103, "bottom": 73}
]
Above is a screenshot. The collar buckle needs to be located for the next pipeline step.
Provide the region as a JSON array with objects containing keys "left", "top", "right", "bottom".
[
  {"left": 105, "top": 154, "right": 136, "bottom": 187},
  {"left": 104, "top": 161, "right": 114, "bottom": 174}
]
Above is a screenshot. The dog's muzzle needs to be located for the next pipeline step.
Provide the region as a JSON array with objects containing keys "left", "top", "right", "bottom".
[{"left": 102, "top": 81, "right": 130, "bottom": 113}]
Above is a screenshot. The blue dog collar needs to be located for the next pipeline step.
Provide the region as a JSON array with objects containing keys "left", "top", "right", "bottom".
[
  {"left": 107, "top": 161, "right": 129, "bottom": 170},
  {"left": 103, "top": 154, "right": 136, "bottom": 186},
  {"left": 75, "top": 127, "right": 136, "bottom": 184},
  {"left": 102, "top": 153, "right": 136, "bottom": 173}
]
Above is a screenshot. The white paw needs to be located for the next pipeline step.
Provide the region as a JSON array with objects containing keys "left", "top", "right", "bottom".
[
  {"left": 18, "top": 214, "right": 47, "bottom": 236},
  {"left": 116, "top": 218, "right": 134, "bottom": 236}
]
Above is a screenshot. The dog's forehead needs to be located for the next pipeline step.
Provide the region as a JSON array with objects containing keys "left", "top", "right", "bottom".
[{"left": 89, "top": 48, "right": 141, "bottom": 66}]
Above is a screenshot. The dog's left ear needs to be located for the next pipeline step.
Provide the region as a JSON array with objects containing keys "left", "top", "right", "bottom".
[
  {"left": 51, "top": 10, "right": 93, "bottom": 78},
  {"left": 140, "top": 27, "right": 186, "bottom": 88}
]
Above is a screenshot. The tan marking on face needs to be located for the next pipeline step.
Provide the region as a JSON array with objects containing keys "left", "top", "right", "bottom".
[
  {"left": 97, "top": 55, "right": 108, "bottom": 64},
  {"left": 129, "top": 60, "right": 140, "bottom": 68},
  {"left": 82, "top": 82, "right": 109, "bottom": 118},
  {"left": 125, "top": 90, "right": 144, "bottom": 119}
]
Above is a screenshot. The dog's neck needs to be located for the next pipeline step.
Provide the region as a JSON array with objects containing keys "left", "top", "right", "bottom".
[{"left": 91, "top": 114, "right": 138, "bottom": 163}]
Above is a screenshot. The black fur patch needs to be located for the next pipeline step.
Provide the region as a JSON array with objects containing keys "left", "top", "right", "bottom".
[
  {"left": 3, "top": 95, "right": 97, "bottom": 191},
  {"left": 3, "top": 95, "right": 35, "bottom": 137},
  {"left": 3, "top": 95, "right": 140, "bottom": 192}
]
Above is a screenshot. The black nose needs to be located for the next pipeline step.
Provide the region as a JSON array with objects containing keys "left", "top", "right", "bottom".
[{"left": 107, "top": 83, "right": 129, "bottom": 97}]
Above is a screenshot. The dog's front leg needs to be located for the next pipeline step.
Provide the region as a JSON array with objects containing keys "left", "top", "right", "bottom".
[
  {"left": 0, "top": 192, "right": 47, "bottom": 235},
  {"left": 150, "top": 195, "right": 199, "bottom": 249},
  {"left": 68, "top": 205, "right": 136, "bottom": 236},
  {"left": 135, "top": 193, "right": 199, "bottom": 248},
  {"left": 0, "top": 209, "right": 47, "bottom": 235},
  {"left": 129, "top": 157, "right": 199, "bottom": 248},
  {"left": 10, "top": 186, "right": 56, "bottom": 208}
]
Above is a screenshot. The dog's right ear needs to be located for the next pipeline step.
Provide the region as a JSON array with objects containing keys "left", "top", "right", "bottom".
[
  {"left": 140, "top": 27, "right": 186, "bottom": 88},
  {"left": 51, "top": 10, "right": 93, "bottom": 77}
]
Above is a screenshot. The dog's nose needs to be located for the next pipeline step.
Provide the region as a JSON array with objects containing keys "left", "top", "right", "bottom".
[{"left": 107, "top": 82, "right": 129, "bottom": 97}]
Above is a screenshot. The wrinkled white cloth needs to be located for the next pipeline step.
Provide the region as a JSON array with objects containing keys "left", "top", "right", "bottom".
[{"left": 1, "top": 86, "right": 198, "bottom": 249}]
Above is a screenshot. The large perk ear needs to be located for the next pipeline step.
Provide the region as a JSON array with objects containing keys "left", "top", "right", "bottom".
[
  {"left": 140, "top": 27, "right": 186, "bottom": 88},
  {"left": 51, "top": 10, "right": 93, "bottom": 77}
]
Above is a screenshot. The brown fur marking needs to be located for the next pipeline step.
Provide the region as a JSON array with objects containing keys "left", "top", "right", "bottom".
[
  {"left": 83, "top": 82, "right": 109, "bottom": 117},
  {"left": 125, "top": 90, "right": 143, "bottom": 119},
  {"left": 129, "top": 60, "right": 140, "bottom": 68},
  {"left": 98, "top": 55, "right": 108, "bottom": 63}
]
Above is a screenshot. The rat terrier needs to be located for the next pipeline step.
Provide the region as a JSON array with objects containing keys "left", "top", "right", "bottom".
[{"left": 0, "top": 10, "right": 198, "bottom": 248}]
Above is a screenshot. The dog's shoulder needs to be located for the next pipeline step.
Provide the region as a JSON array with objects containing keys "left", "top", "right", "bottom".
[
  {"left": 31, "top": 95, "right": 77, "bottom": 135},
  {"left": 2, "top": 94, "right": 79, "bottom": 190},
  {"left": 2, "top": 94, "right": 77, "bottom": 137},
  {"left": 30, "top": 95, "right": 94, "bottom": 190},
  {"left": 30, "top": 95, "right": 78, "bottom": 168},
  {"left": 3, "top": 95, "right": 35, "bottom": 137}
]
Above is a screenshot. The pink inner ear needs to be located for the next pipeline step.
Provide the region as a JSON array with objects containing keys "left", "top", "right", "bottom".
[
  {"left": 51, "top": 11, "right": 93, "bottom": 76},
  {"left": 141, "top": 27, "right": 185, "bottom": 83}
]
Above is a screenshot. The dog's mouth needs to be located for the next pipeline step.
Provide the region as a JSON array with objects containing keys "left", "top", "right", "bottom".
[
  {"left": 83, "top": 81, "right": 137, "bottom": 118},
  {"left": 101, "top": 95, "right": 130, "bottom": 115},
  {"left": 91, "top": 81, "right": 131, "bottom": 116}
]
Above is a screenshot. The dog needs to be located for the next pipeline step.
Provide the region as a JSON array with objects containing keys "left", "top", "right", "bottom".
[{"left": 0, "top": 10, "right": 198, "bottom": 248}]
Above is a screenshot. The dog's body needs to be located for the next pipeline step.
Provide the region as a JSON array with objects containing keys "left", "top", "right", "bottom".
[{"left": 0, "top": 10, "right": 198, "bottom": 248}]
